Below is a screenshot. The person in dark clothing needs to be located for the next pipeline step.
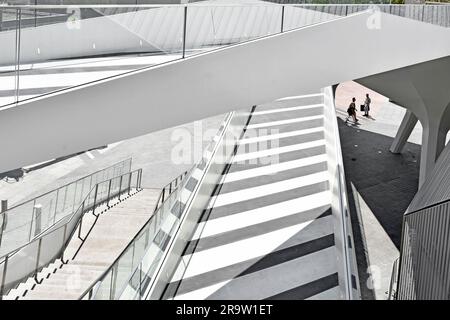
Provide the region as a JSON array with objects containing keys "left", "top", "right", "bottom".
[{"left": 346, "top": 97, "right": 358, "bottom": 123}]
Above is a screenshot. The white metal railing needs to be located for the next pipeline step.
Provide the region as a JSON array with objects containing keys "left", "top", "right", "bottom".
[
  {"left": 323, "top": 86, "right": 360, "bottom": 300},
  {"left": 0, "top": 168, "right": 142, "bottom": 298}
]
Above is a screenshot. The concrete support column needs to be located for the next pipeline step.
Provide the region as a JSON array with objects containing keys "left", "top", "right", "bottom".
[
  {"left": 389, "top": 110, "right": 418, "bottom": 154},
  {"left": 419, "top": 120, "right": 447, "bottom": 187}
]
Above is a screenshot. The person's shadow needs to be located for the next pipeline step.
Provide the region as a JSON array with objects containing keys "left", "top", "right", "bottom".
[{"left": 362, "top": 114, "right": 376, "bottom": 121}]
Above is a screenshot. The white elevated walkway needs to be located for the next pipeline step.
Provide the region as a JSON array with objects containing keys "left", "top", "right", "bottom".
[
  {"left": 4, "top": 188, "right": 160, "bottom": 300},
  {"left": 164, "top": 93, "right": 343, "bottom": 300},
  {"left": 1, "top": 11, "right": 449, "bottom": 173}
]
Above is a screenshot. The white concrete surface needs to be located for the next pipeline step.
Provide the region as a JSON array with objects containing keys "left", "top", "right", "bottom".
[{"left": 1, "top": 11, "right": 449, "bottom": 173}]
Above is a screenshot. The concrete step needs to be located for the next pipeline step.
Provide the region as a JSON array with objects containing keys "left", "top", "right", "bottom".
[{"left": 12, "top": 185, "right": 167, "bottom": 300}]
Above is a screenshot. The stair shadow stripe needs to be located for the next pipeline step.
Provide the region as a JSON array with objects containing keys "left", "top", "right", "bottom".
[
  {"left": 168, "top": 233, "right": 335, "bottom": 298},
  {"left": 187, "top": 207, "right": 332, "bottom": 255},
  {"left": 200, "top": 181, "right": 329, "bottom": 222},
  {"left": 264, "top": 272, "right": 339, "bottom": 300}
]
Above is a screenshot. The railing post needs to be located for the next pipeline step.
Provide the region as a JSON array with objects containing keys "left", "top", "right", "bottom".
[
  {"left": 110, "top": 265, "right": 118, "bottom": 300},
  {"left": 137, "top": 170, "right": 141, "bottom": 190},
  {"left": 280, "top": 5, "right": 285, "bottom": 33},
  {"left": 53, "top": 189, "right": 59, "bottom": 223},
  {"left": 422, "top": 4, "right": 425, "bottom": 22},
  {"left": 118, "top": 176, "right": 123, "bottom": 201},
  {"left": 128, "top": 172, "right": 132, "bottom": 196},
  {"left": 0, "top": 200, "right": 8, "bottom": 247},
  {"left": 92, "top": 184, "right": 99, "bottom": 216},
  {"left": 182, "top": 5, "right": 188, "bottom": 59},
  {"left": 161, "top": 188, "right": 165, "bottom": 203},
  {"left": 139, "top": 262, "right": 142, "bottom": 300},
  {"left": 106, "top": 179, "right": 112, "bottom": 208},
  {"left": 62, "top": 187, "right": 68, "bottom": 211},
  {"left": 78, "top": 202, "right": 85, "bottom": 240},
  {"left": 28, "top": 199, "right": 37, "bottom": 241},
  {"left": 14, "top": 8, "right": 21, "bottom": 104},
  {"left": 72, "top": 180, "right": 78, "bottom": 212},
  {"left": 33, "top": 204, "right": 42, "bottom": 237},
  {"left": 35, "top": 237, "right": 43, "bottom": 277},
  {"left": 61, "top": 224, "right": 68, "bottom": 263},
  {"left": 34, "top": 0, "right": 37, "bottom": 28},
  {"left": 0, "top": 255, "right": 9, "bottom": 299}
]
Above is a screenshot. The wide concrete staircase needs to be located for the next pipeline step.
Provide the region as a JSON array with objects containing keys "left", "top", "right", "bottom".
[
  {"left": 164, "top": 93, "right": 343, "bottom": 300},
  {"left": 3, "top": 188, "right": 160, "bottom": 300}
]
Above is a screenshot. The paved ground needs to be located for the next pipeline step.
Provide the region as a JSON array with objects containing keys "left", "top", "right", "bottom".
[{"left": 335, "top": 81, "right": 422, "bottom": 300}]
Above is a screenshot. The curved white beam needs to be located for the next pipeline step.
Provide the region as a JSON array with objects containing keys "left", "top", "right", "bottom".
[{"left": 0, "top": 11, "right": 449, "bottom": 172}]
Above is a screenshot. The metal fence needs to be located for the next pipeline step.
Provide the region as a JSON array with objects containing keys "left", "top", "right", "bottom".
[
  {"left": 396, "top": 199, "right": 450, "bottom": 299},
  {"left": 0, "top": 168, "right": 142, "bottom": 298},
  {"left": 0, "top": 158, "right": 132, "bottom": 257}
]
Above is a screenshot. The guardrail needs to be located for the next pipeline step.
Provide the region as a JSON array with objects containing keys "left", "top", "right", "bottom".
[
  {"left": 79, "top": 167, "right": 191, "bottom": 300},
  {"left": 0, "top": 168, "right": 142, "bottom": 298},
  {"left": 0, "top": 158, "right": 132, "bottom": 257},
  {"left": 395, "top": 198, "right": 450, "bottom": 300},
  {"left": 152, "top": 170, "right": 190, "bottom": 215},
  {"left": 1, "top": 3, "right": 448, "bottom": 109}
]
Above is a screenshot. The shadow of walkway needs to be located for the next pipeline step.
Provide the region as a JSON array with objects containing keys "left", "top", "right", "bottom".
[
  {"left": 337, "top": 117, "right": 420, "bottom": 299},
  {"left": 338, "top": 118, "right": 420, "bottom": 248}
]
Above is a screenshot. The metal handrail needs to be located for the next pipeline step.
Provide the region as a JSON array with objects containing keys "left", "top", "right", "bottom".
[
  {"left": 78, "top": 168, "right": 192, "bottom": 300},
  {"left": 0, "top": 158, "right": 132, "bottom": 255},
  {"left": 152, "top": 168, "right": 192, "bottom": 214},
  {"left": 0, "top": 168, "right": 142, "bottom": 262},
  {"left": 388, "top": 257, "right": 399, "bottom": 300},
  {"left": 0, "top": 168, "right": 142, "bottom": 298},
  {"left": 0, "top": 157, "right": 132, "bottom": 216},
  {"left": 2, "top": 3, "right": 450, "bottom": 9}
]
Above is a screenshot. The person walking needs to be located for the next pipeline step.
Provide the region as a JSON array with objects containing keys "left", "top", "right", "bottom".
[
  {"left": 364, "top": 93, "right": 371, "bottom": 117},
  {"left": 346, "top": 97, "right": 358, "bottom": 123}
]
